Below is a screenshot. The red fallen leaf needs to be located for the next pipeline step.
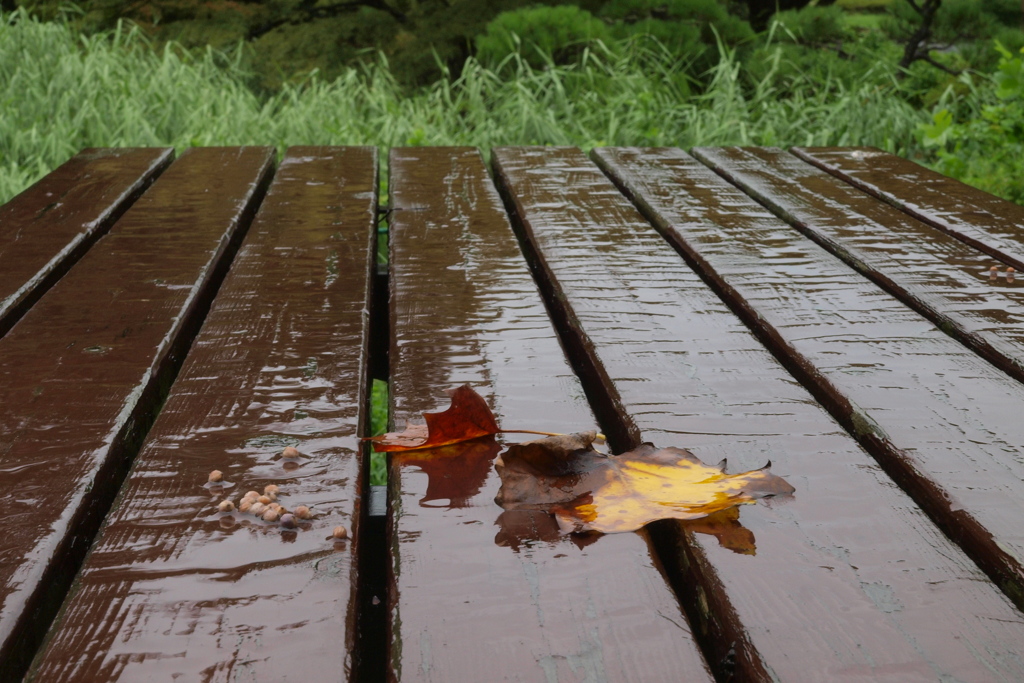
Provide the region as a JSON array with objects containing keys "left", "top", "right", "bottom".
[
  {"left": 495, "top": 431, "right": 794, "bottom": 534},
  {"left": 371, "top": 385, "right": 499, "bottom": 452}
]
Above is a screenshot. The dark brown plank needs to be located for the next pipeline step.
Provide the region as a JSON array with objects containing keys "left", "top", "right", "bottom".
[
  {"left": 494, "top": 145, "right": 1024, "bottom": 682},
  {"left": 25, "top": 146, "right": 376, "bottom": 683},
  {"left": 694, "top": 146, "right": 1024, "bottom": 384},
  {"left": 387, "top": 147, "right": 713, "bottom": 683},
  {"left": 25, "top": 148, "right": 374, "bottom": 683},
  {"left": 595, "top": 143, "right": 1024, "bottom": 613},
  {"left": 0, "top": 148, "right": 173, "bottom": 339},
  {"left": 0, "top": 147, "right": 274, "bottom": 681},
  {"left": 792, "top": 146, "right": 1024, "bottom": 270}
]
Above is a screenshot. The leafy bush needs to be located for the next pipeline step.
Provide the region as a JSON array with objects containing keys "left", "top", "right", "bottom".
[
  {"left": 883, "top": 0, "right": 1003, "bottom": 44},
  {"left": 973, "top": 0, "right": 1022, "bottom": 29},
  {"left": 600, "top": 0, "right": 754, "bottom": 46},
  {"left": 597, "top": 0, "right": 753, "bottom": 76},
  {"left": 475, "top": 5, "right": 613, "bottom": 70},
  {"left": 769, "top": 5, "right": 848, "bottom": 45},
  {"left": 961, "top": 28, "right": 1024, "bottom": 73},
  {"left": 920, "top": 43, "right": 1024, "bottom": 203},
  {"left": 743, "top": 26, "right": 901, "bottom": 97}
]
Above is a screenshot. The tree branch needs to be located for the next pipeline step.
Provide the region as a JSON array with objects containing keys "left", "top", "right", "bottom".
[
  {"left": 921, "top": 53, "right": 962, "bottom": 76},
  {"left": 898, "top": 0, "right": 941, "bottom": 72}
]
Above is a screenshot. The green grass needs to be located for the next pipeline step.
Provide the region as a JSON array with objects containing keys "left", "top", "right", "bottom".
[
  {"left": 369, "top": 379, "right": 388, "bottom": 486},
  {"left": 0, "top": 9, "right": 932, "bottom": 205}
]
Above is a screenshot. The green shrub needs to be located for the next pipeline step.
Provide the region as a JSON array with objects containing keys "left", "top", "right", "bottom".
[
  {"left": 883, "top": 0, "right": 1001, "bottom": 44},
  {"left": 597, "top": 0, "right": 753, "bottom": 77},
  {"left": 475, "top": 5, "right": 613, "bottom": 70},
  {"left": 920, "top": 43, "right": 1024, "bottom": 203},
  {"left": 978, "top": 0, "right": 1022, "bottom": 29},
  {"left": 962, "top": 28, "right": 1024, "bottom": 72},
  {"left": 744, "top": 27, "right": 901, "bottom": 97},
  {"left": 769, "top": 5, "right": 848, "bottom": 44},
  {"left": 600, "top": 0, "right": 754, "bottom": 45}
]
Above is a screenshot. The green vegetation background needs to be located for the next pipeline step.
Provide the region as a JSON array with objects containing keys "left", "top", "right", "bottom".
[{"left": 1, "top": 0, "right": 1023, "bottom": 206}]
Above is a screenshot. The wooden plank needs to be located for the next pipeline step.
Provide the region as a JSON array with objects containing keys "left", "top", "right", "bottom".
[
  {"left": 387, "top": 147, "right": 713, "bottom": 683},
  {"left": 594, "top": 144, "right": 1024, "bottom": 618},
  {"left": 494, "top": 145, "right": 1024, "bottom": 682},
  {"left": 0, "top": 147, "right": 274, "bottom": 681},
  {"left": 0, "top": 148, "right": 173, "bottom": 339},
  {"left": 694, "top": 146, "right": 1024, "bottom": 384},
  {"left": 792, "top": 146, "right": 1024, "bottom": 270},
  {"left": 26, "top": 146, "right": 377, "bottom": 683}
]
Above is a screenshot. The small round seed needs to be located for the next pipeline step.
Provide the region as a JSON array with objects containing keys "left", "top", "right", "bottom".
[
  {"left": 244, "top": 490, "right": 260, "bottom": 501},
  {"left": 282, "top": 446, "right": 300, "bottom": 458},
  {"left": 332, "top": 525, "right": 348, "bottom": 540},
  {"left": 293, "top": 505, "right": 312, "bottom": 520},
  {"left": 262, "top": 508, "right": 280, "bottom": 522},
  {"left": 250, "top": 502, "right": 266, "bottom": 517},
  {"left": 217, "top": 500, "right": 235, "bottom": 513},
  {"left": 208, "top": 470, "right": 223, "bottom": 483},
  {"left": 238, "top": 499, "right": 253, "bottom": 513},
  {"left": 264, "top": 484, "right": 280, "bottom": 495},
  {"left": 258, "top": 495, "right": 272, "bottom": 505},
  {"left": 280, "top": 513, "right": 297, "bottom": 529}
]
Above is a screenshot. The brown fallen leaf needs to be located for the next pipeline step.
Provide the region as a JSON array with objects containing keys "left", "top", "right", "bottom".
[
  {"left": 495, "top": 432, "right": 794, "bottom": 534},
  {"left": 371, "top": 385, "right": 499, "bottom": 452},
  {"left": 494, "top": 505, "right": 756, "bottom": 554},
  {"left": 681, "top": 507, "right": 756, "bottom": 556},
  {"left": 393, "top": 437, "right": 501, "bottom": 508},
  {"left": 494, "top": 509, "right": 600, "bottom": 551}
]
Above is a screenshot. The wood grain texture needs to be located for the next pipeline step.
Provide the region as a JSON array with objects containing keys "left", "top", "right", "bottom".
[
  {"left": 0, "top": 147, "right": 274, "bottom": 681},
  {"left": 597, "top": 148, "right": 1024, "bottom": 613},
  {"left": 25, "top": 147, "right": 377, "bottom": 683},
  {"left": 694, "top": 146, "right": 1024, "bottom": 384},
  {"left": 0, "top": 148, "right": 173, "bottom": 339},
  {"left": 792, "top": 146, "right": 1024, "bottom": 270},
  {"left": 493, "top": 145, "right": 1024, "bottom": 682},
  {"left": 387, "top": 147, "right": 713, "bottom": 683}
]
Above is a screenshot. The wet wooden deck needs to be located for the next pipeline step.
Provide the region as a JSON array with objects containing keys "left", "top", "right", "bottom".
[{"left": 2, "top": 146, "right": 1024, "bottom": 682}]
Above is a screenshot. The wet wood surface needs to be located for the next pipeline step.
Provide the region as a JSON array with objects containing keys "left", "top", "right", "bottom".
[
  {"left": 4, "top": 144, "right": 1024, "bottom": 682},
  {"left": 596, "top": 142, "right": 1024, "bottom": 609},
  {"left": 494, "top": 145, "right": 1024, "bottom": 682},
  {"left": 793, "top": 146, "right": 1024, "bottom": 271},
  {"left": 25, "top": 148, "right": 376, "bottom": 682},
  {"left": 0, "top": 147, "right": 274, "bottom": 680},
  {"left": 0, "top": 148, "right": 172, "bottom": 339},
  {"left": 695, "top": 146, "right": 1024, "bottom": 384},
  {"left": 386, "top": 147, "right": 713, "bottom": 683}
]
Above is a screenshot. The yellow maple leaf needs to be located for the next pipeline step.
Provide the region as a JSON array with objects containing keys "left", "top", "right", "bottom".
[{"left": 496, "top": 432, "right": 794, "bottom": 534}]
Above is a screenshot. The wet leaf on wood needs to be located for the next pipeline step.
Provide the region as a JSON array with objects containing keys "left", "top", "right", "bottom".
[
  {"left": 495, "top": 432, "right": 794, "bottom": 534},
  {"left": 371, "top": 385, "right": 499, "bottom": 452}
]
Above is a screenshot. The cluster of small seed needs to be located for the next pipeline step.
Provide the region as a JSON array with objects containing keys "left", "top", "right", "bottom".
[
  {"left": 207, "top": 448, "right": 347, "bottom": 541},
  {"left": 989, "top": 265, "right": 1016, "bottom": 282},
  {"left": 209, "top": 471, "right": 320, "bottom": 531}
]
